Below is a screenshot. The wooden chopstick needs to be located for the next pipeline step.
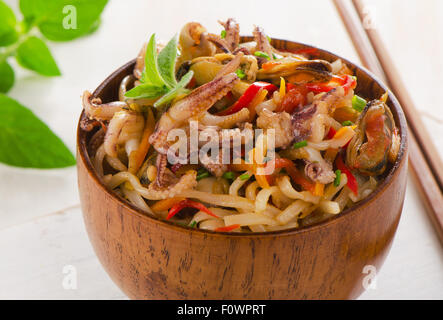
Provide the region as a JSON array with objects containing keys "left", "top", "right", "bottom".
[{"left": 333, "top": 0, "right": 443, "bottom": 245}]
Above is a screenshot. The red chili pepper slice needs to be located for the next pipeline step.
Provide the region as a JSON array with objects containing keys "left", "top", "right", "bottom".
[
  {"left": 215, "top": 224, "right": 241, "bottom": 232},
  {"left": 217, "top": 81, "right": 277, "bottom": 116},
  {"left": 167, "top": 200, "right": 218, "bottom": 220},
  {"left": 335, "top": 155, "right": 358, "bottom": 196}
]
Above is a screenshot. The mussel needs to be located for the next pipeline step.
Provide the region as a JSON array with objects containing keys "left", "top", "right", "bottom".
[
  {"left": 256, "top": 57, "right": 333, "bottom": 83},
  {"left": 346, "top": 99, "right": 397, "bottom": 175}
]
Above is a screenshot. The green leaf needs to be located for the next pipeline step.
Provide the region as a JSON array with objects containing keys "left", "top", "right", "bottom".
[
  {"left": 0, "top": 0, "right": 18, "bottom": 46},
  {"left": 85, "top": 17, "right": 101, "bottom": 35},
  {"left": 0, "top": 60, "right": 14, "bottom": 93},
  {"left": 124, "top": 83, "right": 167, "bottom": 100},
  {"left": 140, "top": 34, "right": 167, "bottom": 87},
  {"left": 157, "top": 35, "right": 178, "bottom": 88},
  {"left": 0, "top": 94, "right": 75, "bottom": 168},
  {"left": 19, "top": 0, "right": 108, "bottom": 41},
  {"left": 154, "top": 70, "right": 193, "bottom": 107},
  {"left": 16, "top": 36, "right": 61, "bottom": 76}
]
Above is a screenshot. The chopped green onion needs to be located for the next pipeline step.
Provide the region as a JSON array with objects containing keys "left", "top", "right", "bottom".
[
  {"left": 342, "top": 120, "right": 354, "bottom": 126},
  {"left": 293, "top": 140, "right": 308, "bottom": 149},
  {"left": 272, "top": 53, "right": 278, "bottom": 60},
  {"left": 334, "top": 170, "right": 341, "bottom": 187},
  {"left": 352, "top": 95, "right": 367, "bottom": 112},
  {"left": 235, "top": 68, "right": 246, "bottom": 79},
  {"left": 254, "top": 51, "right": 270, "bottom": 60},
  {"left": 239, "top": 173, "right": 250, "bottom": 181},
  {"left": 223, "top": 171, "right": 235, "bottom": 180},
  {"left": 189, "top": 221, "right": 197, "bottom": 228},
  {"left": 221, "top": 30, "right": 226, "bottom": 39},
  {"left": 196, "top": 168, "right": 210, "bottom": 181}
]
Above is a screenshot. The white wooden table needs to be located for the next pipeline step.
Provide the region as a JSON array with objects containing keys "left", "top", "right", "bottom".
[{"left": 1, "top": 0, "right": 442, "bottom": 299}]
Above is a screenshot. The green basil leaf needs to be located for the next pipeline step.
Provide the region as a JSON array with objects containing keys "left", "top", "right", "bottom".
[
  {"left": 16, "top": 36, "right": 61, "bottom": 76},
  {"left": 157, "top": 34, "right": 178, "bottom": 88},
  {"left": 154, "top": 70, "right": 193, "bottom": 107},
  {"left": 0, "top": 94, "right": 75, "bottom": 168},
  {"left": 0, "top": 60, "right": 14, "bottom": 93},
  {"left": 0, "top": 30, "right": 18, "bottom": 47},
  {"left": 19, "top": 0, "right": 108, "bottom": 41},
  {"left": 124, "top": 83, "right": 166, "bottom": 100},
  {"left": 140, "top": 34, "right": 167, "bottom": 87},
  {"left": 0, "top": 0, "right": 18, "bottom": 46}
]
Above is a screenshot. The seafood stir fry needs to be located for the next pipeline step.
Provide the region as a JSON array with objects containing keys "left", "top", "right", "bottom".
[{"left": 81, "top": 19, "right": 400, "bottom": 232}]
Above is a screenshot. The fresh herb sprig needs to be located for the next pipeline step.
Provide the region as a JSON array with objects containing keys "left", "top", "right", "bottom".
[
  {"left": 125, "top": 34, "right": 194, "bottom": 107},
  {"left": 0, "top": 0, "right": 108, "bottom": 169}
]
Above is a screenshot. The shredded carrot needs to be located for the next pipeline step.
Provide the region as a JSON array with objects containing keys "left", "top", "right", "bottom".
[
  {"left": 151, "top": 197, "right": 186, "bottom": 213},
  {"left": 279, "top": 77, "right": 286, "bottom": 98},
  {"left": 333, "top": 126, "right": 352, "bottom": 139},
  {"left": 231, "top": 145, "right": 271, "bottom": 188},
  {"left": 313, "top": 182, "right": 324, "bottom": 196},
  {"left": 255, "top": 165, "right": 270, "bottom": 188},
  {"left": 247, "top": 88, "right": 268, "bottom": 122},
  {"left": 129, "top": 107, "right": 155, "bottom": 174}
]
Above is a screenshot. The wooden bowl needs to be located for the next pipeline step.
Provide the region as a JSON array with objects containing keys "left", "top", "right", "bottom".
[{"left": 77, "top": 38, "right": 408, "bottom": 299}]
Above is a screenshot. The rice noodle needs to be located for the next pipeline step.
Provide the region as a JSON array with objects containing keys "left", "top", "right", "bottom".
[
  {"left": 245, "top": 181, "right": 260, "bottom": 200},
  {"left": 224, "top": 212, "right": 278, "bottom": 226},
  {"left": 255, "top": 186, "right": 279, "bottom": 213},
  {"left": 276, "top": 175, "right": 320, "bottom": 204},
  {"left": 93, "top": 144, "right": 106, "bottom": 177},
  {"left": 121, "top": 186, "right": 155, "bottom": 216},
  {"left": 229, "top": 170, "right": 252, "bottom": 196},
  {"left": 106, "top": 155, "right": 128, "bottom": 172},
  {"left": 276, "top": 200, "right": 310, "bottom": 224}
]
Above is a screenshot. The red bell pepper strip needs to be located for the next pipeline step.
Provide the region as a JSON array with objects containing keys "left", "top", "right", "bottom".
[
  {"left": 280, "top": 47, "right": 320, "bottom": 57},
  {"left": 215, "top": 224, "right": 241, "bottom": 232},
  {"left": 335, "top": 155, "right": 358, "bottom": 196},
  {"left": 327, "top": 127, "right": 337, "bottom": 139},
  {"left": 305, "top": 75, "right": 356, "bottom": 95},
  {"left": 217, "top": 82, "right": 277, "bottom": 116},
  {"left": 265, "top": 158, "right": 316, "bottom": 193},
  {"left": 293, "top": 47, "right": 319, "bottom": 56},
  {"left": 167, "top": 200, "right": 219, "bottom": 220},
  {"left": 341, "top": 74, "right": 357, "bottom": 94}
]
